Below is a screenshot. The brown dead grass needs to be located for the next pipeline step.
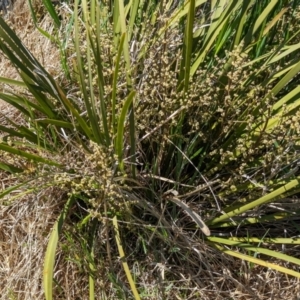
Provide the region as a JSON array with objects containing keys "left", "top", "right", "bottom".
[
  {"left": 0, "top": 0, "right": 61, "bottom": 108},
  {"left": 0, "top": 1, "right": 67, "bottom": 299},
  {"left": 1, "top": 2, "right": 300, "bottom": 300}
]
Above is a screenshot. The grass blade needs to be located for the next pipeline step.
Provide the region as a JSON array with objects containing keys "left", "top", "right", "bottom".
[
  {"left": 228, "top": 237, "right": 300, "bottom": 245},
  {"left": 209, "top": 178, "right": 300, "bottom": 225},
  {"left": 180, "top": 0, "right": 195, "bottom": 92},
  {"left": 191, "top": 1, "right": 242, "bottom": 76},
  {"left": 112, "top": 216, "right": 141, "bottom": 300},
  {"left": 210, "top": 242, "right": 300, "bottom": 278},
  {"left": 128, "top": 0, "right": 140, "bottom": 41},
  {"left": 41, "top": 0, "right": 61, "bottom": 28},
  {"left": 0, "top": 162, "right": 23, "bottom": 173},
  {"left": 116, "top": 91, "right": 136, "bottom": 171},
  {"left": 208, "top": 236, "right": 300, "bottom": 266},
  {"left": 0, "top": 143, "right": 61, "bottom": 167},
  {"left": 244, "top": 0, "right": 278, "bottom": 45},
  {"left": 0, "top": 76, "right": 26, "bottom": 87},
  {"left": 43, "top": 196, "right": 76, "bottom": 300},
  {"left": 111, "top": 33, "right": 126, "bottom": 136},
  {"left": 168, "top": 194, "right": 210, "bottom": 236}
]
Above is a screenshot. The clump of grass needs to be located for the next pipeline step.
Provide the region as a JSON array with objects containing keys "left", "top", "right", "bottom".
[{"left": 1, "top": 0, "right": 300, "bottom": 299}]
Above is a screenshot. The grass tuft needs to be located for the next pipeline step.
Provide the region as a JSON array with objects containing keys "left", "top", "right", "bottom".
[{"left": 1, "top": 0, "right": 300, "bottom": 299}]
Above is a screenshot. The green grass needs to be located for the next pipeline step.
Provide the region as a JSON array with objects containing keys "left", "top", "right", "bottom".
[{"left": 1, "top": 0, "right": 300, "bottom": 299}]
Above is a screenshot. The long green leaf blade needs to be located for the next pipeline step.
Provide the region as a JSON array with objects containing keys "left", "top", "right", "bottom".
[
  {"left": 210, "top": 243, "right": 300, "bottom": 278},
  {"left": 116, "top": 91, "right": 136, "bottom": 171},
  {"left": 113, "top": 216, "right": 141, "bottom": 300},
  {"left": 0, "top": 143, "right": 61, "bottom": 167},
  {"left": 43, "top": 196, "right": 76, "bottom": 300},
  {"left": 209, "top": 178, "right": 300, "bottom": 225}
]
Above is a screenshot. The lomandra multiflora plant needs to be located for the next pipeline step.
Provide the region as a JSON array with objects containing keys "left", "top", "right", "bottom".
[{"left": 1, "top": 0, "right": 300, "bottom": 299}]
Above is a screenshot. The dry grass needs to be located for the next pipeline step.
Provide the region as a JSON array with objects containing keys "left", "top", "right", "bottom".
[
  {"left": 0, "top": 0, "right": 62, "bottom": 105},
  {"left": 0, "top": 188, "right": 60, "bottom": 299},
  {"left": 0, "top": 1, "right": 69, "bottom": 299},
  {"left": 1, "top": 2, "right": 300, "bottom": 299}
]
